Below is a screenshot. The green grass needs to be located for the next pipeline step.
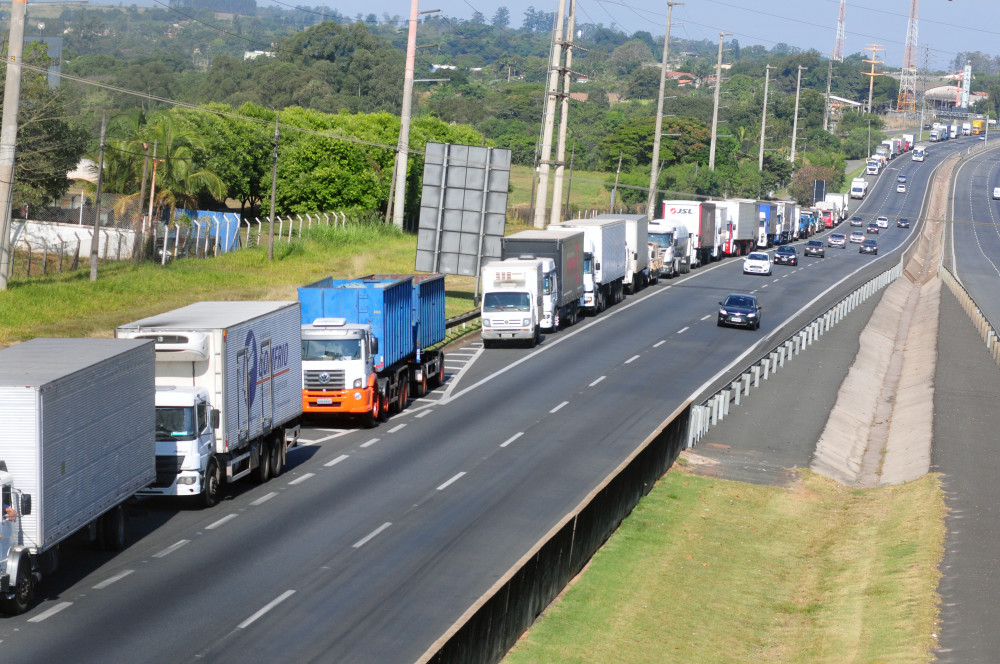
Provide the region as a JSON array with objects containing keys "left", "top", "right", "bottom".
[
  {"left": 504, "top": 467, "right": 944, "bottom": 664},
  {"left": 0, "top": 221, "right": 477, "bottom": 346}
]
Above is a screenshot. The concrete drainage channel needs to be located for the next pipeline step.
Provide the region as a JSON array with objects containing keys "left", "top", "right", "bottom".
[{"left": 687, "top": 262, "right": 903, "bottom": 448}]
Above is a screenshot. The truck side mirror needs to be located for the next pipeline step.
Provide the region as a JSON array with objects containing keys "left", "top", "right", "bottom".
[
  {"left": 211, "top": 409, "right": 220, "bottom": 429},
  {"left": 21, "top": 494, "right": 31, "bottom": 516},
  {"left": 370, "top": 337, "right": 379, "bottom": 354}
]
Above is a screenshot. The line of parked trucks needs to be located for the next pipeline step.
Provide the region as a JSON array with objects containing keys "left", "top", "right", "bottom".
[{"left": 1, "top": 273, "right": 451, "bottom": 615}]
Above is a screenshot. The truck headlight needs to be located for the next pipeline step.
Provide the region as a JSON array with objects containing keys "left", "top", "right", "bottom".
[
  {"left": 177, "top": 476, "right": 197, "bottom": 485},
  {"left": 353, "top": 378, "right": 363, "bottom": 389},
  {"left": 353, "top": 392, "right": 362, "bottom": 400},
  {"left": 523, "top": 318, "right": 531, "bottom": 326}
]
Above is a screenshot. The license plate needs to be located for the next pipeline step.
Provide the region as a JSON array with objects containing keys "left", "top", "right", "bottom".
[
  {"left": 317, "top": 398, "right": 333, "bottom": 405},
  {"left": 732, "top": 317, "right": 742, "bottom": 322}
]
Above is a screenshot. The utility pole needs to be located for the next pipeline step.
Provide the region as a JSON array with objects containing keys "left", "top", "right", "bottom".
[
  {"left": 532, "top": 0, "right": 568, "bottom": 228},
  {"left": 391, "top": 0, "right": 420, "bottom": 230},
  {"left": 646, "top": 1, "right": 681, "bottom": 220},
  {"left": 759, "top": 64, "right": 772, "bottom": 170},
  {"left": 549, "top": 0, "right": 576, "bottom": 226},
  {"left": 824, "top": 58, "right": 833, "bottom": 131},
  {"left": 790, "top": 65, "right": 806, "bottom": 163},
  {"left": 267, "top": 116, "right": 279, "bottom": 262},
  {"left": 133, "top": 141, "right": 151, "bottom": 263},
  {"left": 0, "top": 0, "right": 28, "bottom": 290},
  {"left": 863, "top": 44, "right": 884, "bottom": 114},
  {"left": 89, "top": 112, "right": 106, "bottom": 282},
  {"left": 708, "top": 31, "right": 730, "bottom": 170},
  {"left": 610, "top": 153, "right": 623, "bottom": 213}
]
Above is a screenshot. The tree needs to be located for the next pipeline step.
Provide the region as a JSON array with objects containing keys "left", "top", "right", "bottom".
[
  {"left": 491, "top": 7, "right": 510, "bottom": 28},
  {"left": 789, "top": 164, "right": 839, "bottom": 206}
]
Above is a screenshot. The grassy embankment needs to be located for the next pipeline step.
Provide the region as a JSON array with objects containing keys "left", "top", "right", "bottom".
[{"left": 504, "top": 465, "right": 945, "bottom": 664}]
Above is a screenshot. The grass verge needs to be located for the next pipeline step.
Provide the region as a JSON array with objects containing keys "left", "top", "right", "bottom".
[{"left": 504, "top": 466, "right": 944, "bottom": 664}]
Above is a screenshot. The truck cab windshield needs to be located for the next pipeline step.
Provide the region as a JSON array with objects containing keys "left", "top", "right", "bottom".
[
  {"left": 483, "top": 292, "right": 531, "bottom": 312},
  {"left": 648, "top": 232, "right": 674, "bottom": 248},
  {"left": 302, "top": 338, "right": 363, "bottom": 361},
  {"left": 542, "top": 274, "right": 553, "bottom": 294},
  {"left": 156, "top": 407, "right": 198, "bottom": 441},
  {"left": 582, "top": 254, "right": 594, "bottom": 275}
]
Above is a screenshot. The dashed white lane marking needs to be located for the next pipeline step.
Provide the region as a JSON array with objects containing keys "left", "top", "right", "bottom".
[
  {"left": 360, "top": 438, "right": 380, "bottom": 448},
  {"left": 700, "top": 314, "right": 711, "bottom": 320},
  {"left": 677, "top": 326, "right": 689, "bottom": 334},
  {"left": 288, "top": 472, "right": 315, "bottom": 486},
  {"left": 324, "top": 454, "right": 349, "bottom": 467},
  {"left": 353, "top": 522, "right": 392, "bottom": 548},
  {"left": 237, "top": 590, "right": 296, "bottom": 629},
  {"left": 653, "top": 340, "right": 666, "bottom": 348},
  {"left": 27, "top": 602, "right": 73, "bottom": 623},
  {"left": 93, "top": 569, "right": 134, "bottom": 590},
  {"left": 550, "top": 401, "right": 569, "bottom": 413},
  {"left": 298, "top": 431, "right": 349, "bottom": 445},
  {"left": 205, "top": 514, "right": 238, "bottom": 530},
  {"left": 415, "top": 410, "right": 432, "bottom": 418},
  {"left": 436, "top": 472, "right": 466, "bottom": 491},
  {"left": 625, "top": 354, "right": 640, "bottom": 364},
  {"left": 251, "top": 492, "right": 277, "bottom": 506},
  {"left": 589, "top": 376, "right": 606, "bottom": 387},
  {"left": 761, "top": 283, "right": 769, "bottom": 288},
  {"left": 153, "top": 540, "right": 190, "bottom": 559},
  {"left": 388, "top": 424, "right": 407, "bottom": 433},
  {"left": 500, "top": 432, "right": 523, "bottom": 447}
]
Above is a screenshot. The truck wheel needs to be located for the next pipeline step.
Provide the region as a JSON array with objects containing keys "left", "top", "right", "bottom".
[
  {"left": 2, "top": 554, "right": 32, "bottom": 616},
  {"left": 363, "top": 394, "right": 381, "bottom": 428},
  {"left": 270, "top": 436, "right": 284, "bottom": 478},
  {"left": 431, "top": 355, "right": 445, "bottom": 387},
  {"left": 202, "top": 459, "right": 220, "bottom": 508},
  {"left": 398, "top": 381, "right": 409, "bottom": 412},
  {"left": 255, "top": 440, "right": 272, "bottom": 483},
  {"left": 101, "top": 505, "right": 127, "bottom": 551},
  {"left": 415, "top": 372, "right": 427, "bottom": 399}
]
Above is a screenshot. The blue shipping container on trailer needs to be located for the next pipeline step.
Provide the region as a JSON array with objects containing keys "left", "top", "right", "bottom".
[{"left": 363, "top": 274, "right": 447, "bottom": 351}]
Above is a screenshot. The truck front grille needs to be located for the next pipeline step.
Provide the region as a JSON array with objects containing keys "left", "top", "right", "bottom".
[
  {"left": 153, "top": 455, "right": 184, "bottom": 487},
  {"left": 304, "top": 369, "right": 346, "bottom": 390}
]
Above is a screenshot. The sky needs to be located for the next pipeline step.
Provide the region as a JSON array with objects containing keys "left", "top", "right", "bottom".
[{"left": 290, "top": 0, "right": 999, "bottom": 70}]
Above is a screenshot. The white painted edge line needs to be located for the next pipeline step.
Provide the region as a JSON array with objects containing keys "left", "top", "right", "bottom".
[
  {"left": 324, "top": 454, "right": 349, "bottom": 467},
  {"left": 93, "top": 569, "right": 134, "bottom": 590},
  {"left": 677, "top": 326, "right": 689, "bottom": 334},
  {"left": 653, "top": 340, "right": 666, "bottom": 348},
  {"left": 415, "top": 409, "right": 432, "bottom": 418},
  {"left": 388, "top": 423, "right": 407, "bottom": 433},
  {"left": 205, "top": 514, "right": 238, "bottom": 530},
  {"left": 588, "top": 375, "right": 606, "bottom": 387},
  {"left": 288, "top": 472, "right": 315, "bottom": 486},
  {"left": 353, "top": 522, "right": 392, "bottom": 548},
  {"left": 700, "top": 314, "right": 711, "bottom": 320},
  {"left": 625, "top": 354, "right": 640, "bottom": 364},
  {"left": 360, "top": 438, "right": 380, "bottom": 448},
  {"left": 500, "top": 432, "right": 523, "bottom": 448},
  {"left": 299, "top": 431, "right": 350, "bottom": 445},
  {"left": 27, "top": 602, "right": 73, "bottom": 623},
  {"left": 437, "top": 472, "right": 466, "bottom": 491},
  {"left": 237, "top": 590, "right": 296, "bottom": 630},
  {"left": 550, "top": 401, "right": 569, "bottom": 413},
  {"left": 153, "top": 539, "right": 190, "bottom": 559},
  {"left": 251, "top": 492, "right": 278, "bottom": 506}
]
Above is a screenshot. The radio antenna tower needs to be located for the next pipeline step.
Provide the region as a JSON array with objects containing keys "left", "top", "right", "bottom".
[
  {"left": 832, "top": 0, "right": 846, "bottom": 62},
  {"left": 897, "top": 0, "right": 918, "bottom": 112}
]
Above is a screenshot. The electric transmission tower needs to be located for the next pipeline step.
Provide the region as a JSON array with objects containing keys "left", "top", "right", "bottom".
[
  {"left": 832, "top": 0, "right": 846, "bottom": 63},
  {"left": 897, "top": 0, "right": 918, "bottom": 113}
]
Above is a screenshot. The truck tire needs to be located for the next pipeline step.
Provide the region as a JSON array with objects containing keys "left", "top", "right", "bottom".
[
  {"left": 101, "top": 505, "right": 127, "bottom": 551},
  {"left": 2, "top": 551, "right": 32, "bottom": 616},
  {"left": 202, "top": 459, "right": 220, "bottom": 508},
  {"left": 397, "top": 381, "right": 409, "bottom": 413},
  {"left": 363, "top": 393, "right": 381, "bottom": 428},
  {"left": 415, "top": 371, "right": 427, "bottom": 399},
  {"left": 255, "top": 439, "right": 272, "bottom": 483},
  {"left": 431, "top": 355, "right": 445, "bottom": 388}
]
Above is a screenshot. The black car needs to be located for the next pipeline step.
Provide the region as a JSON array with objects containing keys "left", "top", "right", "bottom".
[
  {"left": 718, "top": 293, "right": 762, "bottom": 330},
  {"left": 773, "top": 245, "right": 798, "bottom": 266},
  {"left": 804, "top": 240, "right": 825, "bottom": 257},
  {"left": 867, "top": 222, "right": 879, "bottom": 234},
  {"left": 860, "top": 239, "right": 878, "bottom": 255},
  {"left": 897, "top": 217, "right": 911, "bottom": 229},
  {"left": 924, "top": 123, "right": 932, "bottom": 129},
  {"left": 850, "top": 215, "right": 863, "bottom": 227}
]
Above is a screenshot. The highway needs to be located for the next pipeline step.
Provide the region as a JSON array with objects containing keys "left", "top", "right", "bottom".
[{"left": 0, "top": 137, "right": 977, "bottom": 663}]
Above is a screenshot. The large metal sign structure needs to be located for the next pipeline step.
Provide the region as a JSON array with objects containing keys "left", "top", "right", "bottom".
[{"left": 415, "top": 142, "right": 510, "bottom": 277}]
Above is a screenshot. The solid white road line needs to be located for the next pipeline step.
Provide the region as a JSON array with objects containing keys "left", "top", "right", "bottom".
[
  {"left": 677, "top": 326, "right": 689, "bottom": 334},
  {"left": 500, "top": 432, "right": 523, "bottom": 447},
  {"left": 298, "top": 431, "right": 349, "bottom": 445},
  {"left": 93, "top": 569, "right": 134, "bottom": 590},
  {"left": 653, "top": 340, "right": 666, "bottom": 348},
  {"left": 353, "top": 522, "right": 392, "bottom": 548},
  {"left": 388, "top": 424, "right": 407, "bottom": 433},
  {"left": 251, "top": 492, "right": 278, "bottom": 506},
  {"left": 588, "top": 376, "right": 606, "bottom": 387},
  {"left": 205, "top": 514, "right": 238, "bottom": 530},
  {"left": 324, "top": 454, "right": 349, "bottom": 467},
  {"left": 153, "top": 540, "right": 190, "bottom": 559},
  {"left": 27, "top": 602, "right": 73, "bottom": 623},
  {"left": 288, "top": 472, "right": 315, "bottom": 486},
  {"left": 625, "top": 354, "right": 640, "bottom": 364},
  {"left": 550, "top": 401, "right": 569, "bottom": 413},
  {"left": 237, "top": 590, "right": 296, "bottom": 630},
  {"left": 436, "top": 472, "right": 466, "bottom": 491},
  {"left": 360, "top": 438, "right": 380, "bottom": 448},
  {"left": 415, "top": 409, "right": 432, "bottom": 418}
]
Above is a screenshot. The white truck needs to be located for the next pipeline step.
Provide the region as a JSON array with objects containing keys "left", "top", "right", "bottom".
[
  {"left": 480, "top": 258, "right": 546, "bottom": 347},
  {"left": 850, "top": 177, "right": 869, "bottom": 199},
  {"left": 553, "top": 218, "right": 628, "bottom": 313},
  {"left": 648, "top": 219, "right": 689, "bottom": 277},
  {"left": 1, "top": 338, "right": 156, "bottom": 615},
  {"left": 596, "top": 213, "right": 649, "bottom": 293},
  {"left": 501, "top": 229, "right": 585, "bottom": 330},
  {"left": 912, "top": 145, "right": 927, "bottom": 161},
  {"left": 715, "top": 199, "right": 757, "bottom": 257},
  {"left": 866, "top": 157, "right": 882, "bottom": 175},
  {"left": 116, "top": 301, "right": 302, "bottom": 506},
  {"left": 825, "top": 193, "right": 849, "bottom": 223}
]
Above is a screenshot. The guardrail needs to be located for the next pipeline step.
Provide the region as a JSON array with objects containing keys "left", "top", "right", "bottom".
[{"left": 940, "top": 267, "right": 1000, "bottom": 367}]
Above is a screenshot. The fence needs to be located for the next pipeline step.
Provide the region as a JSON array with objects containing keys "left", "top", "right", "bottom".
[{"left": 940, "top": 268, "right": 1000, "bottom": 368}]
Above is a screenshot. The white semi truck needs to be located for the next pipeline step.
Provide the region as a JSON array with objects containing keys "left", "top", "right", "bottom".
[
  {"left": 1, "top": 338, "right": 156, "bottom": 615},
  {"left": 116, "top": 301, "right": 302, "bottom": 506},
  {"left": 553, "top": 218, "right": 628, "bottom": 313},
  {"left": 595, "top": 213, "right": 650, "bottom": 293}
]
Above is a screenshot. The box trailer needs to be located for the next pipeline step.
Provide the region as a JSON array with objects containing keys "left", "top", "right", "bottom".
[
  {"left": 552, "top": 218, "right": 628, "bottom": 313},
  {"left": 502, "top": 229, "right": 585, "bottom": 329}
]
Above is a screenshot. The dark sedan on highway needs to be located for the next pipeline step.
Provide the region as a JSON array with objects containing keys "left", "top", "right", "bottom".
[
  {"left": 867, "top": 222, "right": 879, "bottom": 234},
  {"left": 850, "top": 215, "right": 864, "bottom": 227},
  {"left": 860, "top": 239, "right": 878, "bottom": 255},
  {"left": 718, "top": 293, "right": 762, "bottom": 330},
  {"left": 803, "top": 240, "right": 825, "bottom": 257},
  {"left": 897, "top": 217, "right": 911, "bottom": 229},
  {"left": 773, "top": 245, "right": 798, "bottom": 266}
]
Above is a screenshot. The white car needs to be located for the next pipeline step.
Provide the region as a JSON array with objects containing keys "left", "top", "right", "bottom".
[
  {"left": 993, "top": 187, "right": 1000, "bottom": 200},
  {"left": 897, "top": 183, "right": 906, "bottom": 193},
  {"left": 876, "top": 215, "right": 889, "bottom": 228},
  {"left": 743, "top": 251, "right": 772, "bottom": 276}
]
